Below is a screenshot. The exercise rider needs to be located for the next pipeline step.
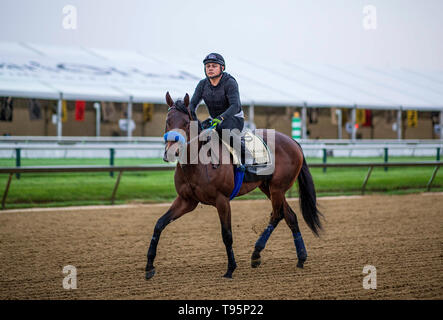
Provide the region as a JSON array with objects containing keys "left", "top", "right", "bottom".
[{"left": 189, "top": 53, "right": 248, "bottom": 166}]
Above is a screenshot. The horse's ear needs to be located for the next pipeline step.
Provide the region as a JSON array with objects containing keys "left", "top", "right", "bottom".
[
  {"left": 165, "top": 92, "right": 174, "bottom": 107},
  {"left": 183, "top": 93, "right": 193, "bottom": 120}
]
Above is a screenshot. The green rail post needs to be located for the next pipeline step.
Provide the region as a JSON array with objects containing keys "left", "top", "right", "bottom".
[
  {"left": 384, "top": 148, "right": 388, "bottom": 172},
  {"left": 110, "top": 148, "right": 115, "bottom": 177},
  {"left": 111, "top": 171, "right": 123, "bottom": 204},
  {"left": 426, "top": 166, "right": 440, "bottom": 192},
  {"left": 323, "top": 148, "right": 327, "bottom": 173},
  {"left": 2, "top": 173, "right": 13, "bottom": 210},
  {"left": 361, "top": 166, "right": 374, "bottom": 195},
  {"left": 15, "top": 148, "right": 21, "bottom": 180},
  {"left": 437, "top": 147, "right": 441, "bottom": 161}
]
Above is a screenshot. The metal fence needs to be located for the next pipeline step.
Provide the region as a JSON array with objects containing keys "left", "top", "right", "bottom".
[
  {"left": 1, "top": 142, "right": 441, "bottom": 176},
  {"left": 1, "top": 161, "right": 440, "bottom": 210}
]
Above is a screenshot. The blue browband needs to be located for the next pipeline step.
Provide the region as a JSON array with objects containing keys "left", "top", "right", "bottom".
[{"left": 164, "top": 131, "right": 186, "bottom": 144}]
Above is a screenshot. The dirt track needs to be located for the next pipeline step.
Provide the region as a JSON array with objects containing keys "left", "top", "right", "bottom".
[{"left": 0, "top": 193, "right": 442, "bottom": 300}]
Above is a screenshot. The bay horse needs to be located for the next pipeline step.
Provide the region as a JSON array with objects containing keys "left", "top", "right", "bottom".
[{"left": 145, "top": 92, "right": 322, "bottom": 279}]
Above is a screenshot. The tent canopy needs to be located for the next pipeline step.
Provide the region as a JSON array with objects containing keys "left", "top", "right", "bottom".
[{"left": 0, "top": 41, "right": 442, "bottom": 111}]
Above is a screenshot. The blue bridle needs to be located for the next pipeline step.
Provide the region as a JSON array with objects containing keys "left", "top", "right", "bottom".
[{"left": 163, "top": 131, "right": 186, "bottom": 144}]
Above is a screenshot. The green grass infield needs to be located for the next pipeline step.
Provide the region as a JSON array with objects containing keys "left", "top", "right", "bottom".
[{"left": 0, "top": 157, "right": 441, "bottom": 209}]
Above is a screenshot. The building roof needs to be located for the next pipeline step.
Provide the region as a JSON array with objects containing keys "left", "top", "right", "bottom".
[{"left": 1, "top": 42, "right": 442, "bottom": 110}]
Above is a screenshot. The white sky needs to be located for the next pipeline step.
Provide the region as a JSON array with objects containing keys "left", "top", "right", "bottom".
[{"left": 1, "top": 0, "right": 442, "bottom": 70}]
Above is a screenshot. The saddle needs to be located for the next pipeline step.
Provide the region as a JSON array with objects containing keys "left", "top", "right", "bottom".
[
  {"left": 210, "top": 129, "right": 274, "bottom": 182},
  {"left": 220, "top": 130, "right": 270, "bottom": 165}
]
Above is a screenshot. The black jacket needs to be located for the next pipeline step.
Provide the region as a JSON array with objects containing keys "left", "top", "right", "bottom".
[{"left": 189, "top": 72, "right": 243, "bottom": 120}]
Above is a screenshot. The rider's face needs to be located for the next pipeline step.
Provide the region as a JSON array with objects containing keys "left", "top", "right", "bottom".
[{"left": 205, "top": 63, "right": 223, "bottom": 77}]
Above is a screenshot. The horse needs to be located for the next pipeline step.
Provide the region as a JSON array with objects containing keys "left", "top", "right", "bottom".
[{"left": 145, "top": 92, "right": 322, "bottom": 280}]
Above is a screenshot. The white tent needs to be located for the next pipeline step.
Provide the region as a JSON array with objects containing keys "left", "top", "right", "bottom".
[{"left": 1, "top": 41, "right": 442, "bottom": 138}]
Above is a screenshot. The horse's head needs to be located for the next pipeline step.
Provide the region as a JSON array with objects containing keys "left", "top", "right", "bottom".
[{"left": 163, "top": 92, "right": 193, "bottom": 162}]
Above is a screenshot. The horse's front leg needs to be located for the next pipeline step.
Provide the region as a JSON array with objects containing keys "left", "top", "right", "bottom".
[
  {"left": 216, "top": 195, "right": 237, "bottom": 279},
  {"left": 145, "top": 196, "right": 198, "bottom": 280}
]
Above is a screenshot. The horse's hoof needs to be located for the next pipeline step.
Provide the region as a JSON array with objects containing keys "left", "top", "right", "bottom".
[
  {"left": 251, "top": 250, "right": 261, "bottom": 268},
  {"left": 223, "top": 266, "right": 236, "bottom": 278},
  {"left": 145, "top": 268, "right": 156, "bottom": 280},
  {"left": 251, "top": 258, "right": 261, "bottom": 268},
  {"left": 297, "top": 259, "right": 306, "bottom": 269}
]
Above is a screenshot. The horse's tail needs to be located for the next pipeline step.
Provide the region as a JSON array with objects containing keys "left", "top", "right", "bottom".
[{"left": 297, "top": 153, "right": 323, "bottom": 237}]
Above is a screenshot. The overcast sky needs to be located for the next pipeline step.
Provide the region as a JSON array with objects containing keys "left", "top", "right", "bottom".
[{"left": 1, "top": 0, "right": 442, "bottom": 70}]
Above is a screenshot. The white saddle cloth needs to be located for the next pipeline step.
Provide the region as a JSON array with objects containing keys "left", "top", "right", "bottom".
[{"left": 221, "top": 129, "right": 271, "bottom": 165}]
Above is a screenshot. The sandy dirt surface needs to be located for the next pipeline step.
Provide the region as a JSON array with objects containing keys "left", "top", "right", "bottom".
[{"left": 0, "top": 193, "right": 442, "bottom": 300}]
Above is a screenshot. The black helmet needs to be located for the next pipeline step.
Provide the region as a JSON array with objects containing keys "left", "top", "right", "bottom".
[{"left": 203, "top": 53, "right": 225, "bottom": 68}]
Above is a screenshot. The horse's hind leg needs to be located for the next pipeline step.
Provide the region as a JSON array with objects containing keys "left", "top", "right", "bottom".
[
  {"left": 251, "top": 210, "right": 283, "bottom": 268},
  {"left": 283, "top": 200, "right": 308, "bottom": 268},
  {"left": 145, "top": 196, "right": 198, "bottom": 280},
  {"left": 251, "top": 185, "right": 284, "bottom": 268}
]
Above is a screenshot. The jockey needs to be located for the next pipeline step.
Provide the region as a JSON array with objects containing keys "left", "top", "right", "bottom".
[{"left": 189, "top": 53, "right": 247, "bottom": 166}]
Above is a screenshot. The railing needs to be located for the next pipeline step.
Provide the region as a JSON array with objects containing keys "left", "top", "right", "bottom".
[
  {"left": 298, "top": 139, "right": 443, "bottom": 145},
  {"left": 0, "top": 164, "right": 176, "bottom": 209},
  {"left": 0, "top": 136, "right": 440, "bottom": 144},
  {"left": 0, "top": 136, "right": 163, "bottom": 143},
  {"left": 0, "top": 145, "right": 165, "bottom": 178},
  {"left": 1, "top": 161, "right": 441, "bottom": 210},
  {"left": 1, "top": 143, "right": 442, "bottom": 178},
  {"left": 300, "top": 145, "right": 441, "bottom": 173}
]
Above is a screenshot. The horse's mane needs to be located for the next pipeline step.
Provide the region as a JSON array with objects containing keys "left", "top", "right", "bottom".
[
  {"left": 173, "top": 99, "right": 202, "bottom": 129},
  {"left": 174, "top": 100, "right": 189, "bottom": 115}
]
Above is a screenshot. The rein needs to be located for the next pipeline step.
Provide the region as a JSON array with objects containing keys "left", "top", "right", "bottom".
[{"left": 186, "top": 128, "right": 213, "bottom": 145}]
